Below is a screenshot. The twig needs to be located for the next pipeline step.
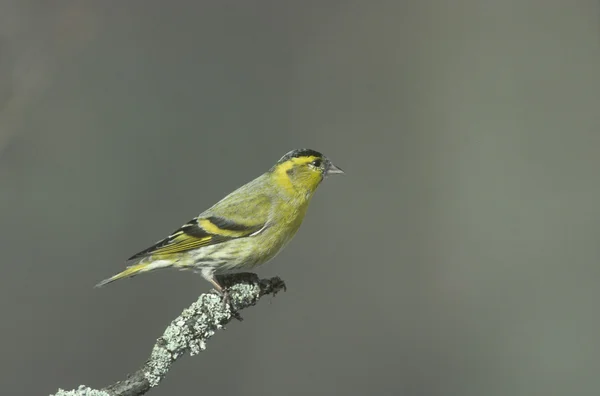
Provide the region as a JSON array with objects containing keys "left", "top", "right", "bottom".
[{"left": 51, "top": 273, "right": 286, "bottom": 396}]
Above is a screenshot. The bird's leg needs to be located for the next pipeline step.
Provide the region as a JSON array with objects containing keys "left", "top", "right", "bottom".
[
  {"left": 201, "top": 269, "right": 243, "bottom": 321},
  {"left": 208, "top": 277, "right": 230, "bottom": 306}
]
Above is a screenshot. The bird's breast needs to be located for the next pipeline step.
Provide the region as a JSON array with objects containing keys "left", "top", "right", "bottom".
[{"left": 248, "top": 201, "right": 309, "bottom": 266}]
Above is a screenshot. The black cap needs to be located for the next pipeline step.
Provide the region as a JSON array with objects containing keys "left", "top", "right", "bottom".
[{"left": 277, "top": 148, "right": 324, "bottom": 163}]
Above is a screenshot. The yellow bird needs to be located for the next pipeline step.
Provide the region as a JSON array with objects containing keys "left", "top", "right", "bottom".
[{"left": 95, "top": 149, "right": 344, "bottom": 299}]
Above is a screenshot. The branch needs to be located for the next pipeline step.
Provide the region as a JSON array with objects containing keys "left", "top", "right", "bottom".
[{"left": 51, "top": 273, "right": 286, "bottom": 396}]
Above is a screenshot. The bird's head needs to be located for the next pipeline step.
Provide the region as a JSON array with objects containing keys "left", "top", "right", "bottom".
[{"left": 270, "top": 148, "right": 344, "bottom": 198}]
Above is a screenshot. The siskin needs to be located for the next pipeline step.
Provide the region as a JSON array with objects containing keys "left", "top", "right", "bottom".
[{"left": 95, "top": 149, "right": 343, "bottom": 299}]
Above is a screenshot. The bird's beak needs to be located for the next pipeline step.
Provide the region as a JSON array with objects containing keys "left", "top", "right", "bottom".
[{"left": 325, "top": 162, "right": 345, "bottom": 176}]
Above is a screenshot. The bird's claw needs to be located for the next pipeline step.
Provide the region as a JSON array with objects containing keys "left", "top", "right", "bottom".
[{"left": 220, "top": 287, "right": 243, "bottom": 321}]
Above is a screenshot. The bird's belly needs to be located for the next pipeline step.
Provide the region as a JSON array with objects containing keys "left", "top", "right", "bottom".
[
  {"left": 183, "top": 233, "right": 285, "bottom": 274},
  {"left": 186, "top": 205, "right": 307, "bottom": 274},
  {"left": 238, "top": 229, "right": 292, "bottom": 269}
]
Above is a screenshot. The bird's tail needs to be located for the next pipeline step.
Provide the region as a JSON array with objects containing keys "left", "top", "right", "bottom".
[
  {"left": 94, "top": 263, "right": 149, "bottom": 287},
  {"left": 94, "top": 261, "right": 165, "bottom": 288}
]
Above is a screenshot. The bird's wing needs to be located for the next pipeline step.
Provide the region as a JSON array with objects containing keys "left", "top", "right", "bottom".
[{"left": 128, "top": 191, "right": 271, "bottom": 260}]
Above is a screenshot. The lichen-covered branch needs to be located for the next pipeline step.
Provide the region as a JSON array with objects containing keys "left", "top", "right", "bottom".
[{"left": 51, "top": 273, "right": 286, "bottom": 396}]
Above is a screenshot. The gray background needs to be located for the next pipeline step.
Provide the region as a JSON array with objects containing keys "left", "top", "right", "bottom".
[{"left": 1, "top": 1, "right": 599, "bottom": 395}]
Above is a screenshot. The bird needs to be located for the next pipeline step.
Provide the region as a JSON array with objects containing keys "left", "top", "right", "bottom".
[{"left": 95, "top": 148, "right": 344, "bottom": 301}]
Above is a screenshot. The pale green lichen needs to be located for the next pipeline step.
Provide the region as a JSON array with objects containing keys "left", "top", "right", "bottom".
[
  {"left": 51, "top": 385, "right": 109, "bottom": 396},
  {"left": 229, "top": 283, "right": 261, "bottom": 308},
  {"left": 143, "top": 283, "right": 261, "bottom": 387},
  {"left": 52, "top": 275, "right": 284, "bottom": 395}
]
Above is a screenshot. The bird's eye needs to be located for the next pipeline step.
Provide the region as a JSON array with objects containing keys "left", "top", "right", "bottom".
[{"left": 310, "top": 159, "right": 322, "bottom": 167}]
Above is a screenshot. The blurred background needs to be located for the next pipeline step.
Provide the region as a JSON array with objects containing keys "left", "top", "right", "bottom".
[{"left": 1, "top": 1, "right": 599, "bottom": 395}]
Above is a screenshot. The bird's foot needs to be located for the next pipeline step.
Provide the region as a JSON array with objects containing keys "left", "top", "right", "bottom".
[{"left": 220, "top": 287, "right": 243, "bottom": 321}]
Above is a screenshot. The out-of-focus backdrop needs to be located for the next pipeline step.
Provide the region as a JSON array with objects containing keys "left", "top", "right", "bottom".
[{"left": 1, "top": 2, "right": 599, "bottom": 395}]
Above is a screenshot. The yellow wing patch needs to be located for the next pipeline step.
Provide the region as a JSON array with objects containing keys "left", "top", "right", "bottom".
[
  {"left": 197, "top": 219, "right": 254, "bottom": 237},
  {"left": 148, "top": 232, "right": 215, "bottom": 256},
  {"left": 127, "top": 216, "right": 265, "bottom": 260}
]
